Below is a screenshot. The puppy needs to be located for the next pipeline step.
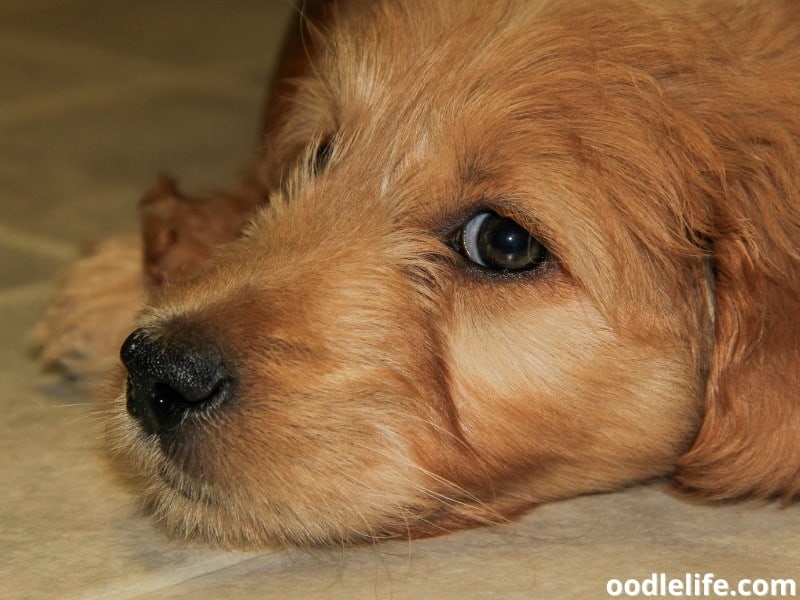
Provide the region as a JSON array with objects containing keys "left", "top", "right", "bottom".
[{"left": 37, "top": 0, "right": 800, "bottom": 547}]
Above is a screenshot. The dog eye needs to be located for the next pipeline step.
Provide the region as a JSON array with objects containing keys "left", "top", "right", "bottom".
[{"left": 458, "top": 211, "right": 548, "bottom": 272}]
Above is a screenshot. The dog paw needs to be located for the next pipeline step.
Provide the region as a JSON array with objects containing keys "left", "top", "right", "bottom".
[{"left": 32, "top": 234, "right": 146, "bottom": 380}]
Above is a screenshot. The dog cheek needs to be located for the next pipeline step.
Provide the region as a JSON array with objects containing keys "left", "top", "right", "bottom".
[{"left": 443, "top": 292, "right": 702, "bottom": 497}]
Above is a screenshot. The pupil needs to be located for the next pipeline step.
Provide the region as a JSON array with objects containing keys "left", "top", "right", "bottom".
[{"left": 479, "top": 216, "right": 539, "bottom": 270}]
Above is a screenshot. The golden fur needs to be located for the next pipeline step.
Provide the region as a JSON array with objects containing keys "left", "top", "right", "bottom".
[{"left": 36, "top": 0, "right": 800, "bottom": 547}]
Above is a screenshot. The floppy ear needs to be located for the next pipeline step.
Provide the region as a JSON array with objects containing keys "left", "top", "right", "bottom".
[
  {"left": 675, "top": 185, "right": 800, "bottom": 500},
  {"left": 138, "top": 175, "right": 262, "bottom": 287}
]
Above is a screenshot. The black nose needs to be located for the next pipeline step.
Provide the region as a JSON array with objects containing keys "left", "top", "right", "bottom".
[{"left": 120, "top": 327, "right": 232, "bottom": 435}]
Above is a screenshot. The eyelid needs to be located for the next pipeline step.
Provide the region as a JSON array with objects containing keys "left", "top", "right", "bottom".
[{"left": 441, "top": 199, "right": 543, "bottom": 244}]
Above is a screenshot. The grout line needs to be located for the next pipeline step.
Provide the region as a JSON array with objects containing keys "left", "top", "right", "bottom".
[{"left": 0, "top": 222, "right": 79, "bottom": 260}]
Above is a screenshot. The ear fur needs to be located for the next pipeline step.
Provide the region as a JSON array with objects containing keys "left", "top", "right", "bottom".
[
  {"left": 676, "top": 241, "right": 800, "bottom": 499},
  {"left": 675, "top": 79, "right": 800, "bottom": 500},
  {"left": 138, "top": 174, "right": 264, "bottom": 287}
]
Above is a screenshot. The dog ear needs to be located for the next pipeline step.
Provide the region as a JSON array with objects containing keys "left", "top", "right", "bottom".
[
  {"left": 675, "top": 191, "right": 800, "bottom": 500},
  {"left": 138, "top": 174, "right": 263, "bottom": 287}
]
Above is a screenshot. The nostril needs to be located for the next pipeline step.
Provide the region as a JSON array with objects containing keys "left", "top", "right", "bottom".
[
  {"left": 121, "top": 328, "right": 233, "bottom": 435},
  {"left": 154, "top": 382, "right": 194, "bottom": 407},
  {"left": 125, "top": 378, "right": 189, "bottom": 434}
]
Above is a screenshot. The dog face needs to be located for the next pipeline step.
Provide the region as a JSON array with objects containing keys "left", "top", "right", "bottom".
[{"left": 113, "top": 0, "right": 800, "bottom": 546}]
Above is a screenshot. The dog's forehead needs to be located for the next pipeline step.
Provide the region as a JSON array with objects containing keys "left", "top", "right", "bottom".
[
  {"left": 312, "top": 3, "right": 559, "bottom": 214},
  {"left": 311, "top": 1, "right": 710, "bottom": 229},
  {"left": 325, "top": 1, "right": 537, "bottom": 130}
]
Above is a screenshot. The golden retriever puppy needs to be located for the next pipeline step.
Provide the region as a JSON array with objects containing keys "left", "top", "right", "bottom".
[{"left": 37, "top": 0, "right": 800, "bottom": 547}]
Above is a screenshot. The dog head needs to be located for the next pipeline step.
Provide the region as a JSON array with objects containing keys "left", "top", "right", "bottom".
[{"left": 113, "top": 0, "right": 800, "bottom": 546}]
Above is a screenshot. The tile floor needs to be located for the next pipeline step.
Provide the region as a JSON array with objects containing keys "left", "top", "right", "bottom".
[{"left": 1, "top": 2, "right": 798, "bottom": 599}]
